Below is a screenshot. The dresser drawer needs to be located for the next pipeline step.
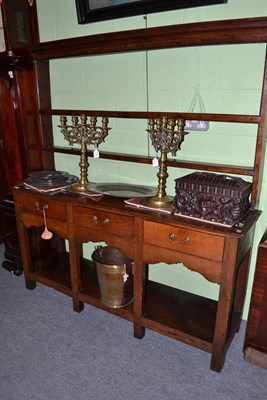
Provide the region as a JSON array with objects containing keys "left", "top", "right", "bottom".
[
  {"left": 18, "top": 193, "right": 67, "bottom": 222},
  {"left": 74, "top": 206, "right": 134, "bottom": 238},
  {"left": 144, "top": 220, "right": 224, "bottom": 262}
]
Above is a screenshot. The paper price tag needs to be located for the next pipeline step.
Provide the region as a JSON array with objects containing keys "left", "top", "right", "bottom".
[
  {"left": 93, "top": 149, "right": 100, "bottom": 158},
  {"left": 152, "top": 157, "right": 159, "bottom": 167}
]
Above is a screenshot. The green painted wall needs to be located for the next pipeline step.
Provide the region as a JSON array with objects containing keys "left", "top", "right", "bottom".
[{"left": 36, "top": 0, "right": 267, "bottom": 318}]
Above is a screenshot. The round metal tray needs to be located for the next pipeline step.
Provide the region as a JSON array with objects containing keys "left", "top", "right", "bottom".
[{"left": 87, "top": 182, "right": 157, "bottom": 198}]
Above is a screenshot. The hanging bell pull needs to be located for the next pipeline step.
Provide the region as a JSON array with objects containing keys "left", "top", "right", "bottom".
[
  {"left": 35, "top": 202, "right": 53, "bottom": 240},
  {"left": 41, "top": 209, "right": 53, "bottom": 240}
]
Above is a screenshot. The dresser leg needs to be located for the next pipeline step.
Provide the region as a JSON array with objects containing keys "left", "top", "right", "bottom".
[
  {"left": 73, "top": 300, "right": 84, "bottom": 313},
  {"left": 133, "top": 242, "right": 146, "bottom": 339},
  {"left": 134, "top": 323, "right": 145, "bottom": 339},
  {"left": 26, "top": 279, "right": 36, "bottom": 290},
  {"left": 210, "top": 350, "right": 225, "bottom": 372}
]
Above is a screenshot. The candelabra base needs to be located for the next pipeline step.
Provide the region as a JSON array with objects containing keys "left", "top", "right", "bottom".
[
  {"left": 141, "top": 195, "right": 174, "bottom": 209},
  {"left": 69, "top": 182, "right": 89, "bottom": 193}
]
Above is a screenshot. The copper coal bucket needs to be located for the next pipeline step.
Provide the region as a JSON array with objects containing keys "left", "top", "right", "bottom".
[{"left": 92, "top": 246, "right": 133, "bottom": 308}]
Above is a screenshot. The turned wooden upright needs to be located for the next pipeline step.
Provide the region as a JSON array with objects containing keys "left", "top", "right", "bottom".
[{"left": 244, "top": 230, "right": 267, "bottom": 369}]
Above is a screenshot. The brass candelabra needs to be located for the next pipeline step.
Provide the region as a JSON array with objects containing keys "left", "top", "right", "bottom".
[
  {"left": 58, "top": 114, "right": 110, "bottom": 192},
  {"left": 143, "top": 117, "right": 187, "bottom": 208}
]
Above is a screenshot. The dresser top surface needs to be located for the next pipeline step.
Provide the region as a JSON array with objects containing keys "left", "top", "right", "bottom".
[{"left": 13, "top": 184, "right": 261, "bottom": 238}]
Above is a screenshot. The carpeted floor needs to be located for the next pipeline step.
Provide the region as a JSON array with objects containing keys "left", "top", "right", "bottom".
[{"left": 0, "top": 243, "right": 266, "bottom": 400}]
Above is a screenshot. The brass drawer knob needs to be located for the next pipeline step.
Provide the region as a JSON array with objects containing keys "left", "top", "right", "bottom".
[
  {"left": 169, "top": 233, "right": 190, "bottom": 246},
  {"left": 92, "top": 216, "right": 109, "bottom": 225}
]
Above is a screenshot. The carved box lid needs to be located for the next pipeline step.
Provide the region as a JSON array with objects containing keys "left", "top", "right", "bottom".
[{"left": 175, "top": 172, "right": 251, "bottom": 199}]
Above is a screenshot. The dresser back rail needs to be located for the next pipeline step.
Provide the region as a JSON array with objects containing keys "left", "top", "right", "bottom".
[{"left": 31, "top": 16, "right": 267, "bottom": 208}]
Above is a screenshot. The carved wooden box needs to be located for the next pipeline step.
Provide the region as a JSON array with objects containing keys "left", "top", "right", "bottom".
[{"left": 174, "top": 172, "right": 251, "bottom": 225}]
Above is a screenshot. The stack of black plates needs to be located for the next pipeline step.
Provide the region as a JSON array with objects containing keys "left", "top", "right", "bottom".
[{"left": 25, "top": 170, "right": 78, "bottom": 188}]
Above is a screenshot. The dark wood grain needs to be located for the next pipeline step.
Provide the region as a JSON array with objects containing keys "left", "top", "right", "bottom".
[
  {"left": 41, "top": 108, "right": 261, "bottom": 123},
  {"left": 30, "top": 17, "right": 267, "bottom": 59},
  {"left": 244, "top": 231, "right": 267, "bottom": 357},
  {"left": 44, "top": 145, "right": 255, "bottom": 177},
  {"left": 0, "top": 0, "right": 40, "bottom": 265}
]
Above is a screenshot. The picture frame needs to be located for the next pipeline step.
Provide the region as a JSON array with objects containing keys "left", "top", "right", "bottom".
[{"left": 76, "top": 0, "right": 228, "bottom": 24}]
